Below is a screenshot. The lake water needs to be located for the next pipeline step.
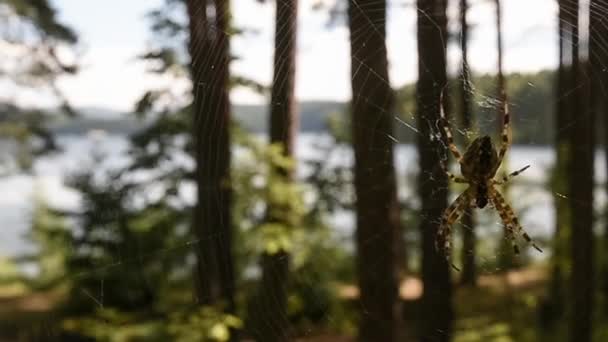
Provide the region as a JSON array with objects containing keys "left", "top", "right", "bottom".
[{"left": 1, "top": 133, "right": 605, "bottom": 257}]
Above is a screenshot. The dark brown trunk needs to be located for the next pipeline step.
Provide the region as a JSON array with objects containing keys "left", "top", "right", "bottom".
[
  {"left": 416, "top": 0, "right": 452, "bottom": 340},
  {"left": 546, "top": 0, "right": 570, "bottom": 326},
  {"left": 494, "top": 0, "right": 516, "bottom": 271},
  {"left": 569, "top": 0, "right": 594, "bottom": 340},
  {"left": 187, "top": 0, "right": 236, "bottom": 312},
  {"left": 458, "top": 0, "right": 476, "bottom": 286},
  {"left": 348, "top": 1, "right": 403, "bottom": 341},
  {"left": 594, "top": 0, "right": 608, "bottom": 316},
  {"left": 255, "top": 0, "right": 298, "bottom": 341}
]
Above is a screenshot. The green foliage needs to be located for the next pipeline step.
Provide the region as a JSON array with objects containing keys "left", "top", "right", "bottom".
[
  {"left": 2, "top": 0, "right": 79, "bottom": 85},
  {"left": 168, "top": 306, "right": 243, "bottom": 342},
  {"left": 2, "top": 0, "right": 77, "bottom": 42},
  {"left": 286, "top": 230, "right": 355, "bottom": 333},
  {"left": 326, "top": 109, "right": 351, "bottom": 144},
  {"left": 134, "top": 0, "right": 268, "bottom": 121},
  {"left": 232, "top": 131, "right": 356, "bottom": 334},
  {"left": 22, "top": 193, "right": 71, "bottom": 289},
  {"left": 1, "top": 0, "right": 79, "bottom": 172},
  {"left": 395, "top": 70, "right": 556, "bottom": 145},
  {"left": 51, "top": 163, "right": 191, "bottom": 318},
  {"left": 230, "top": 75, "right": 269, "bottom": 95},
  {"left": 62, "top": 308, "right": 168, "bottom": 342},
  {"left": 232, "top": 134, "right": 304, "bottom": 254},
  {"left": 323, "top": 70, "right": 557, "bottom": 147},
  {"left": 22, "top": 115, "right": 354, "bottom": 337},
  {"left": 139, "top": 48, "right": 185, "bottom": 75},
  {"left": 0, "top": 257, "right": 22, "bottom": 286},
  {"left": 25, "top": 129, "right": 353, "bottom": 338},
  {"left": 0, "top": 108, "right": 58, "bottom": 172},
  {"left": 18, "top": 2, "right": 355, "bottom": 339}
]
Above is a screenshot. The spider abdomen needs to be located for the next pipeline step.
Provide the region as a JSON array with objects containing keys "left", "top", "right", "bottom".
[
  {"left": 476, "top": 183, "right": 489, "bottom": 208},
  {"left": 478, "top": 137, "right": 494, "bottom": 174}
]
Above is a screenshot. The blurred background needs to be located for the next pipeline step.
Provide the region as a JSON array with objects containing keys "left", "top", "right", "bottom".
[{"left": 0, "top": 0, "right": 603, "bottom": 341}]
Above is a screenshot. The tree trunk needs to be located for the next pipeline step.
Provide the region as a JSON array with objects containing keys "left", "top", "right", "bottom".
[
  {"left": 458, "top": 0, "right": 477, "bottom": 286},
  {"left": 569, "top": 0, "right": 595, "bottom": 340},
  {"left": 495, "top": 0, "right": 505, "bottom": 102},
  {"left": 544, "top": 0, "right": 570, "bottom": 328},
  {"left": 416, "top": 0, "right": 452, "bottom": 340},
  {"left": 494, "top": 0, "right": 518, "bottom": 271},
  {"left": 187, "top": 0, "right": 236, "bottom": 311},
  {"left": 255, "top": 0, "right": 298, "bottom": 341},
  {"left": 348, "top": 1, "right": 403, "bottom": 341},
  {"left": 594, "top": 0, "right": 608, "bottom": 315}
]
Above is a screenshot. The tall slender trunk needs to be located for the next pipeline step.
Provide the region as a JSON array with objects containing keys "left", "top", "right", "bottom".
[
  {"left": 545, "top": 0, "right": 570, "bottom": 327},
  {"left": 255, "top": 0, "right": 298, "bottom": 341},
  {"left": 416, "top": 0, "right": 452, "bottom": 340},
  {"left": 569, "top": 0, "right": 595, "bottom": 340},
  {"left": 458, "top": 0, "right": 477, "bottom": 286},
  {"left": 495, "top": 0, "right": 505, "bottom": 102},
  {"left": 187, "top": 0, "right": 236, "bottom": 311},
  {"left": 594, "top": 0, "right": 608, "bottom": 315},
  {"left": 494, "top": 0, "right": 517, "bottom": 271},
  {"left": 348, "top": 1, "right": 403, "bottom": 341}
]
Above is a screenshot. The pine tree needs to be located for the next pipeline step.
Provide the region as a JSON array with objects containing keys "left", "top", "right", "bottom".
[
  {"left": 0, "top": 0, "right": 78, "bottom": 171},
  {"left": 569, "top": 0, "right": 595, "bottom": 340},
  {"left": 348, "top": 0, "right": 403, "bottom": 340},
  {"left": 592, "top": 0, "right": 608, "bottom": 316},
  {"left": 458, "top": 0, "right": 477, "bottom": 286},
  {"left": 254, "top": 0, "right": 299, "bottom": 340},
  {"left": 542, "top": 0, "right": 571, "bottom": 329},
  {"left": 186, "top": 0, "right": 236, "bottom": 311},
  {"left": 416, "top": 0, "right": 453, "bottom": 340}
]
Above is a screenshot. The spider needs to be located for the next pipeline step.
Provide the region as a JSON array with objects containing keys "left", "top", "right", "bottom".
[{"left": 435, "top": 97, "right": 542, "bottom": 270}]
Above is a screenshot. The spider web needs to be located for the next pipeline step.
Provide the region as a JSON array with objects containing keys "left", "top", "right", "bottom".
[
  {"left": 226, "top": 0, "right": 605, "bottom": 339},
  {"left": 2, "top": 0, "right": 608, "bottom": 340}
]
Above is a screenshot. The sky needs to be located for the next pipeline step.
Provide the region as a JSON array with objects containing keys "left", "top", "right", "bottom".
[{"left": 47, "top": 0, "right": 558, "bottom": 112}]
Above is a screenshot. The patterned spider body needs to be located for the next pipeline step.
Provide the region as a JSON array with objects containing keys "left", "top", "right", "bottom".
[
  {"left": 436, "top": 98, "right": 542, "bottom": 270},
  {"left": 461, "top": 135, "right": 498, "bottom": 209}
]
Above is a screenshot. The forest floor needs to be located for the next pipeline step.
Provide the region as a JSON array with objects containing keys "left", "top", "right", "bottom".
[
  {"left": 0, "top": 265, "right": 555, "bottom": 341},
  {"left": 334, "top": 265, "right": 549, "bottom": 342}
]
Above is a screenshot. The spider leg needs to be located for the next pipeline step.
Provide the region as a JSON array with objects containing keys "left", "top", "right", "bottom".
[
  {"left": 439, "top": 92, "right": 463, "bottom": 164},
  {"left": 448, "top": 174, "right": 469, "bottom": 184},
  {"left": 440, "top": 158, "right": 469, "bottom": 183},
  {"left": 495, "top": 97, "right": 511, "bottom": 170},
  {"left": 436, "top": 188, "right": 472, "bottom": 270},
  {"left": 493, "top": 165, "right": 530, "bottom": 185},
  {"left": 490, "top": 187, "right": 543, "bottom": 253},
  {"left": 489, "top": 188, "right": 521, "bottom": 255}
]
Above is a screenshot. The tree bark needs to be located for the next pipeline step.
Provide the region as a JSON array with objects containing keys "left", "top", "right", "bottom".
[
  {"left": 593, "top": 0, "right": 608, "bottom": 316},
  {"left": 494, "top": 0, "right": 518, "bottom": 271},
  {"left": 416, "top": 0, "right": 452, "bottom": 340},
  {"left": 458, "top": 0, "right": 477, "bottom": 286},
  {"left": 545, "top": 0, "right": 570, "bottom": 327},
  {"left": 348, "top": 1, "right": 403, "bottom": 341},
  {"left": 255, "top": 0, "right": 298, "bottom": 341},
  {"left": 495, "top": 0, "right": 505, "bottom": 104},
  {"left": 569, "top": 0, "right": 595, "bottom": 340},
  {"left": 187, "top": 0, "right": 236, "bottom": 312}
]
